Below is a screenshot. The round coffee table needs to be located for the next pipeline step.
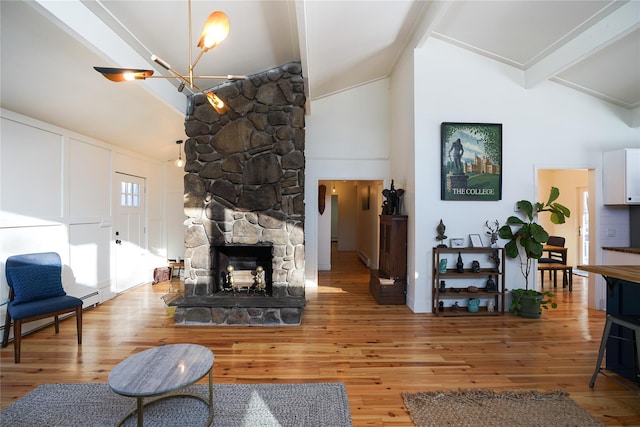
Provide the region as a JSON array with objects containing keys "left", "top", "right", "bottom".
[{"left": 108, "top": 343, "right": 214, "bottom": 426}]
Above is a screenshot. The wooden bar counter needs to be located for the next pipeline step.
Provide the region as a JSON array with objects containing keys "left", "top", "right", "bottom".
[
  {"left": 578, "top": 265, "right": 640, "bottom": 283},
  {"left": 579, "top": 264, "right": 640, "bottom": 384}
]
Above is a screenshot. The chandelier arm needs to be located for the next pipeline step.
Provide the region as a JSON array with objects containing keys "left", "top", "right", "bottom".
[
  {"left": 197, "top": 75, "right": 247, "bottom": 80},
  {"left": 188, "top": 0, "right": 194, "bottom": 87},
  {"left": 190, "top": 50, "right": 207, "bottom": 75},
  {"left": 152, "top": 55, "right": 195, "bottom": 90},
  {"left": 93, "top": 0, "right": 237, "bottom": 112},
  {"left": 163, "top": 70, "right": 193, "bottom": 89},
  {"left": 144, "top": 75, "right": 237, "bottom": 80},
  {"left": 139, "top": 75, "right": 196, "bottom": 94}
]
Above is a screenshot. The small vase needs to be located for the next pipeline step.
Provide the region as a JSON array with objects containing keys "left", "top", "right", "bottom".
[
  {"left": 486, "top": 277, "right": 496, "bottom": 292},
  {"left": 456, "top": 252, "right": 464, "bottom": 273},
  {"left": 439, "top": 259, "right": 448, "bottom": 273},
  {"left": 439, "top": 280, "right": 446, "bottom": 293},
  {"left": 468, "top": 298, "right": 480, "bottom": 313}
]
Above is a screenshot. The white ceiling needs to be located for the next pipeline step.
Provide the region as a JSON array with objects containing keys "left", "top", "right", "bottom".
[{"left": 1, "top": 1, "right": 638, "bottom": 162}]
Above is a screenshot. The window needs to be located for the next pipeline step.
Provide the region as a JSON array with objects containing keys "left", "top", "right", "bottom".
[{"left": 120, "top": 181, "right": 140, "bottom": 207}]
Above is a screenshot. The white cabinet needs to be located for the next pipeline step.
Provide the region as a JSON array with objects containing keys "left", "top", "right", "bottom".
[{"left": 603, "top": 149, "right": 640, "bottom": 205}]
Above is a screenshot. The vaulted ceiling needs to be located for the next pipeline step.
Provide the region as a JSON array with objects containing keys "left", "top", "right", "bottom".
[{"left": 1, "top": 1, "right": 638, "bottom": 162}]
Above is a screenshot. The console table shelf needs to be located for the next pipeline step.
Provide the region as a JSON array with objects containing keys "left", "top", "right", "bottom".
[{"left": 432, "top": 247, "right": 505, "bottom": 316}]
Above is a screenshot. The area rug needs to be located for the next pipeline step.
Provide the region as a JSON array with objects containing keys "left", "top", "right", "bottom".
[
  {"left": 1, "top": 382, "right": 352, "bottom": 427},
  {"left": 402, "top": 389, "right": 604, "bottom": 427}
]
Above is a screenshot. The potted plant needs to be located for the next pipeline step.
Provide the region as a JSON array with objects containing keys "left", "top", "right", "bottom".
[{"left": 498, "top": 187, "right": 570, "bottom": 318}]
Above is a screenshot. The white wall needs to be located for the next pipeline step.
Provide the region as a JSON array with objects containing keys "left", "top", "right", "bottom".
[
  {"left": 356, "top": 180, "right": 382, "bottom": 269},
  {"left": 389, "top": 34, "right": 417, "bottom": 309},
  {"left": 166, "top": 165, "right": 187, "bottom": 261},
  {"left": 408, "top": 38, "right": 640, "bottom": 312},
  {"left": 0, "top": 109, "right": 172, "bottom": 335},
  {"left": 305, "top": 80, "right": 392, "bottom": 285}
]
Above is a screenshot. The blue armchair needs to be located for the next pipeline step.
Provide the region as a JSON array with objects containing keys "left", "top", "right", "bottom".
[{"left": 2, "top": 252, "right": 83, "bottom": 363}]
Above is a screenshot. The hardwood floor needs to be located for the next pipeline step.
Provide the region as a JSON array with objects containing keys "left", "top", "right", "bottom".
[{"left": 1, "top": 248, "right": 639, "bottom": 426}]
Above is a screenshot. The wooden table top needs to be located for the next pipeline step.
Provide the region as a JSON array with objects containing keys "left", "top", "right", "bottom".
[
  {"left": 578, "top": 265, "right": 640, "bottom": 283},
  {"left": 543, "top": 245, "right": 567, "bottom": 252},
  {"left": 108, "top": 344, "right": 213, "bottom": 397}
]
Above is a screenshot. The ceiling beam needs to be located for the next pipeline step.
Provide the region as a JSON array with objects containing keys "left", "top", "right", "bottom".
[
  {"left": 525, "top": 1, "right": 640, "bottom": 89},
  {"left": 411, "top": 1, "right": 453, "bottom": 50},
  {"left": 294, "top": 0, "right": 311, "bottom": 113},
  {"left": 31, "top": 0, "right": 186, "bottom": 114}
]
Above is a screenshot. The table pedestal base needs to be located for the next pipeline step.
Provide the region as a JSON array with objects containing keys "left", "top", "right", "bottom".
[{"left": 116, "top": 369, "right": 213, "bottom": 427}]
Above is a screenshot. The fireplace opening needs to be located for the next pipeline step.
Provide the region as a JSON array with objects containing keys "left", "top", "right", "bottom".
[{"left": 212, "top": 243, "right": 273, "bottom": 296}]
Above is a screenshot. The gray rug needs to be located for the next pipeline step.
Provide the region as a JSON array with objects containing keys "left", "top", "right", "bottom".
[{"left": 1, "top": 382, "right": 352, "bottom": 427}]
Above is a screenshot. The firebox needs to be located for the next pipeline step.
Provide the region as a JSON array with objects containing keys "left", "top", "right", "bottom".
[{"left": 211, "top": 243, "right": 273, "bottom": 295}]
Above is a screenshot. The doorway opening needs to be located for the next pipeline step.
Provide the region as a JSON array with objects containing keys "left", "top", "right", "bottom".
[
  {"left": 318, "top": 180, "right": 383, "bottom": 272},
  {"left": 537, "top": 168, "right": 594, "bottom": 288}
]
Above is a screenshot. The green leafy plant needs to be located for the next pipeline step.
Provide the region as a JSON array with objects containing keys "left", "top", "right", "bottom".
[
  {"left": 498, "top": 187, "right": 570, "bottom": 315},
  {"left": 509, "top": 288, "right": 556, "bottom": 316}
]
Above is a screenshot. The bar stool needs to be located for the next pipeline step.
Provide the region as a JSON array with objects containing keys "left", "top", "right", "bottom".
[{"left": 590, "top": 314, "right": 640, "bottom": 391}]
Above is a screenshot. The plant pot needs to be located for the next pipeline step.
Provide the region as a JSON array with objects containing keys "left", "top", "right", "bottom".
[{"left": 517, "top": 292, "right": 543, "bottom": 318}]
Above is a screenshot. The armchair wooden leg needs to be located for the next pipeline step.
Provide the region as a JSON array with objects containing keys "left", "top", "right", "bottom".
[
  {"left": 54, "top": 315, "right": 60, "bottom": 334},
  {"left": 14, "top": 319, "right": 22, "bottom": 363},
  {"left": 2, "top": 310, "right": 11, "bottom": 348},
  {"left": 76, "top": 307, "right": 82, "bottom": 345}
]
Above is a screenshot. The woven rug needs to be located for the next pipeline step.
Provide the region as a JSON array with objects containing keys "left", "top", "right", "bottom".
[
  {"left": 402, "top": 389, "right": 604, "bottom": 427},
  {"left": 1, "top": 382, "right": 351, "bottom": 427}
]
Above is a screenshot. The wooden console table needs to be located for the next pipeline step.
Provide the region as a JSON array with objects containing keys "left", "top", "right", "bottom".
[{"left": 168, "top": 261, "right": 184, "bottom": 282}]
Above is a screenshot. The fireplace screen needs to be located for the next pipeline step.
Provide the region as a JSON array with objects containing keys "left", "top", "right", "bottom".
[{"left": 212, "top": 244, "right": 273, "bottom": 295}]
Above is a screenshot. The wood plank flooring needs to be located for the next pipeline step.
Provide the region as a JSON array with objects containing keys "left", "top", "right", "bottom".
[{"left": 1, "top": 248, "right": 639, "bottom": 426}]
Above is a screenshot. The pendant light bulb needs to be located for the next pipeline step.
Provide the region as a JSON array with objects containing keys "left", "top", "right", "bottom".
[
  {"left": 206, "top": 92, "right": 225, "bottom": 109},
  {"left": 198, "top": 11, "right": 230, "bottom": 52},
  {"left": 175, "top": 140, "right": 184, "bottom": 168}
]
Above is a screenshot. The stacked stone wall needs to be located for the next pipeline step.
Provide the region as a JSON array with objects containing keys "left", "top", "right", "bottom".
[{"left": 176, "top": 62, "right": 306, "bottom": 325}]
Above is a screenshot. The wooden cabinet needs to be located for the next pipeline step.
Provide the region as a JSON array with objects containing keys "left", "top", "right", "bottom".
[
  {"left": 432, "top": 247, "right": 505, "bottom": 316},
  {"left": 370, "top": 215, "right": 407, "bottom": 304},
  {"left": 603, "top": 149, "right": 640, "bottom": 205}
]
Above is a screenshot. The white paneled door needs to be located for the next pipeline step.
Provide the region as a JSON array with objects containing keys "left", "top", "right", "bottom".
[{"left": 114, "top": 173, "right": 147, "bottom": 293}]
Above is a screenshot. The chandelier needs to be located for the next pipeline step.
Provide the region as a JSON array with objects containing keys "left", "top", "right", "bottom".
[{"left": 93, "top": 0, "right": 245, "bottom": 113}]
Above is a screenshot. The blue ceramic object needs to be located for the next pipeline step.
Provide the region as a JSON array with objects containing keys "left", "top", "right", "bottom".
[
  {"left": 439, "top": 259, "right": 447, "bottom": 273},
  {"left": 468, "top": 298, "right": 480, "bottom": 313}
]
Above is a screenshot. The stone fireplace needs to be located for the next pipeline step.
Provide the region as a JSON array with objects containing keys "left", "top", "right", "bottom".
[{"left": 171, "top": 62, "right": 306, "bottom": 326}]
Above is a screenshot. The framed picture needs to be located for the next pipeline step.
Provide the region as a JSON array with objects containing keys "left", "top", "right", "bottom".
[
  {"left": 470, "top": 234, "right": 483, "bottom": 247},
  {"left": 451, "top": 238, "right": 464, "bottom": 248},
  {"left": 441, "top": 122, "right": 502, "bottom": 201}
]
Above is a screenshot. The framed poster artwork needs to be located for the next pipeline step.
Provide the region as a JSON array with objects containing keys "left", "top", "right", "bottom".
[
  {"left": 469, "top": 234, "right": 483, "bottom": 247},
  {"left": 451, "top": 238, "right": 464, "bottom": 248},
  {"left": 441, "top": 122, "right": 502, "bottom": 201}
]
